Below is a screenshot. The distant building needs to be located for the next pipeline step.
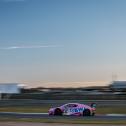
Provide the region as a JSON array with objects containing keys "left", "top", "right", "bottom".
[
  {"left": 109, "top": 81, "right": 126, "bottom": 91},
  {"left": 0, "top": 83, "right": 24, "bottom": 94}
]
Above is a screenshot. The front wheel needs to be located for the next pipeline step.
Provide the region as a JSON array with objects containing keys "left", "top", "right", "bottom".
[{"left": 54, "top": 108, "right": 63, "bottom": 116}]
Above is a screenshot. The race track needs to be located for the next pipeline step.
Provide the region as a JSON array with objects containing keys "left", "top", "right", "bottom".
[{"left": 0, "top": 112, "right": 126, "bottom": 120}]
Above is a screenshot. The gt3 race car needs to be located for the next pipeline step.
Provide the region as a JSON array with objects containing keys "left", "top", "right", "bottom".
[{"left": 48, "top": 103, "right": 96, "bottom": 116}]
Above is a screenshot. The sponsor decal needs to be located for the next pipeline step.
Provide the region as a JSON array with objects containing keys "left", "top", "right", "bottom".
[{"left": 68, "top": 108, "right": 85, "bottom": 113}]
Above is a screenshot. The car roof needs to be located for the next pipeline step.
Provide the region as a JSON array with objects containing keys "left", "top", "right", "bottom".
[{"left": 63, "top": 103, "right": 81, "bottom": 105}]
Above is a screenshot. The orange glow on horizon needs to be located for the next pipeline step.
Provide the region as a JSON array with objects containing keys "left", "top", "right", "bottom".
[{"left": 21, "top": 81, "right": 110, "bottom": 88}]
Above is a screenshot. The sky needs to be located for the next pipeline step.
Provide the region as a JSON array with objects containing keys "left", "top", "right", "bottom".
[{"left": 0, "top": 0, "right": 126, "bottom": 87}]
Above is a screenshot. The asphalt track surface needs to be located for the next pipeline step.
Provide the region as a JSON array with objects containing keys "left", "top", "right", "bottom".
[
  {"left": 0, "top": 100, "right": 126, "bottom": 107},
  {"left": 0, "top": 112, "right": 126, "bottom": 120}
]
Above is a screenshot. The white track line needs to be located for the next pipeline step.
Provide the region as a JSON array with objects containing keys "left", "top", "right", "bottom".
[
  {"left": 0, "top": 112, "right": 126, "bottom": 117},
  {"left": 0, "top": 112, "right": 48, "bottom": 115},
  {"left": 106, "top": 114, "right": 126, "bottom": 116}
]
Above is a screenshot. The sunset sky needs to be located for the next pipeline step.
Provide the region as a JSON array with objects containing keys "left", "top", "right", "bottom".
[{"left": 0, "top": 0, "right": 126, "bottom": 87}]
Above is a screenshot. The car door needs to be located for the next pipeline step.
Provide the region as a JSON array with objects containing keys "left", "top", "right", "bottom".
[{"left": 63, "top": 103, "right": 78, "bottom": 115}]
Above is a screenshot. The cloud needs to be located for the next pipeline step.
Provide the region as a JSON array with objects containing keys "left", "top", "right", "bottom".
[{"left": 0, "top": 45, "right": 63, "bottom": 50}]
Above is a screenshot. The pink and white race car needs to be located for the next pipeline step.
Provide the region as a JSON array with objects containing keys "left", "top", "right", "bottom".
[{"left": 48, "top": 103, "right": 96, "bottom": 116}]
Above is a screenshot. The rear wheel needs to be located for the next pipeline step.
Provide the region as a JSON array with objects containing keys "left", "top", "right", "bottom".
[
  {"left": 54, "top": 108, "right": 63, "bottom": 116},
  {"left": 83, "top": 109, "right": 91, "bottom": 116},
  {"left": 92, "top": 112, "right": 95, "bottom": 116}
]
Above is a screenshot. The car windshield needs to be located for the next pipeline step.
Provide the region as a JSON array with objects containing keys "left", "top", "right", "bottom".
[{"left": 65, "top": 103, "right": 78, "bottom": 107}]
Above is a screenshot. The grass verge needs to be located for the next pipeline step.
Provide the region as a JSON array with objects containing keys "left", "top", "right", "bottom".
[{"left": 0, "top": 117, "right": 126, "bottom": 124}]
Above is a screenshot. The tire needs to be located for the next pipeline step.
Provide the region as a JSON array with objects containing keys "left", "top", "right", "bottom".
[
  {"left": 54, "top": 108, "right": 63, "bottom": 116},
  {"left": 83, "top": 109, "right": 91, "bottom": 116},
  {"left": 92, "top": 112, "right": 95, "bottom": 116}
]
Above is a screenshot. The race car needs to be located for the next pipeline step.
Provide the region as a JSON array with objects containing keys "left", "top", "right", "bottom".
[{"left": 48, "top": 102, "right": 96, "bottom": 116}]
